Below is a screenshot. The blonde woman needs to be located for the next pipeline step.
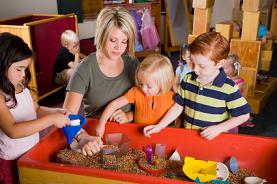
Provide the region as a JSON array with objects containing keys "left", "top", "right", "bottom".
[
  {"left": 96, "top": 54, "right": 175, "bottom": 137},
  {"left": 63, "top": 7, "right": 139, "bottom": 155}
]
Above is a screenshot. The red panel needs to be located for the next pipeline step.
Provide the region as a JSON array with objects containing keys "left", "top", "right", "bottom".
[
  {"left": 0, "top": 15, "right": 52, "bottom": 26},
  {"left": 18, "top": 119, "right": 277, "bottom": 183},
  {"left": 31, "top": 16, "right": 76, "bottom": 96}
]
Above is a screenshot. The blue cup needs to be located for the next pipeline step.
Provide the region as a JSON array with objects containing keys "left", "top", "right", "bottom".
[
  {"left": 224, "top": 156, "right": 238, "bottom": 174},
  {"left": 61, "top": 114, "right": 87, "bottom": 144}
]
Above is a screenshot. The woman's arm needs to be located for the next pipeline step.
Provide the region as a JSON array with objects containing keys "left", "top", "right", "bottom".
[{"left": 63, "top": 91, "right": 84, "bottom": 114}]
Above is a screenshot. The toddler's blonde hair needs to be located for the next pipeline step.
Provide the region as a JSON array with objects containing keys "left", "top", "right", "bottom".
[
  {"left": 61, "top": 30, "right": 79, "bottom": 47},
  {"left": 135, "top": 54, "right": 174, "bottom": 95}
]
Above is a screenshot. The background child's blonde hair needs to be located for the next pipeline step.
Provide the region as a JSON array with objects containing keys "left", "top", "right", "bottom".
[
  {"left": 61, "top": 30, "right": 79, "bottom": 47},
  {"left": 226, "top": 53, "right": 241, "bottom": 76},
  {"left": 135, "top": 54, "right": 174, "bottom": 95}
]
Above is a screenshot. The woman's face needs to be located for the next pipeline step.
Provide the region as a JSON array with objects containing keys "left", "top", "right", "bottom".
[{"left": 105, "top": 26, "right": 128, "bottom": 59}]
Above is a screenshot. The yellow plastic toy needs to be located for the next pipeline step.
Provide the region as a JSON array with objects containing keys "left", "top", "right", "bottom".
[{"left": 183, "top": 157, "right": 217, "bottom": 182}]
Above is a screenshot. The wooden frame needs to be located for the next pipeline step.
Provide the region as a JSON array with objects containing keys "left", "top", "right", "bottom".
[
  {"left": 163, "top": 0, "right": 192, "bottom": 56},
  {"left": 0, "top": 14, "right": 78, "bottom": 100}
]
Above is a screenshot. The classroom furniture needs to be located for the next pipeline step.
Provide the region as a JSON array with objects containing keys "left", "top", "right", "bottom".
[
  {"left": 18, "top": 119, "right": 277, "bottom": 183},
  {"left": 102, "top": 1, "right": 162, "bottom": 58},
  {"left": 270, "top": 0, "right": 277, "bottom": 41},
  {"left": 187, "top": 0, "right": 214, "bottom": 45},
  {"left": 229, "top": 0, "right": 277, "bottom": 114},
  {"left": 163, "top": 0, "right": 192, "bottom": 56},
  {"left": 0, "top": 14, "right": 78, "bottom": 100}
]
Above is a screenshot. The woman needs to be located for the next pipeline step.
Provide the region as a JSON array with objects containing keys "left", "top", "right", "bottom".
[{"left": 63, "top": 6, "right": 139, "bottom": 155}]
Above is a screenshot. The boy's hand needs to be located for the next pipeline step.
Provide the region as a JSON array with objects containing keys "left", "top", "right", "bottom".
[
  {"left": 200, "top": 125, "right": 223, "bottom": 140},
  {"left": 143, "top": 124, "right": 163, "bottom": 137}
]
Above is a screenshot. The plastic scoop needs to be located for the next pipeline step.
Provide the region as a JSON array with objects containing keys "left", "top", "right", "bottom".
[
  {"left": 154, "top": 144, "right": 166, "bottom": 159},
  {"left": 183, "top": 157, "right": 217, "bottom": 182},
  {"left": 61, "top": 114, "right": 87, "bottom": 144},
  {"left": 224, "top": 156, "right": 238, "bottom": 174}
]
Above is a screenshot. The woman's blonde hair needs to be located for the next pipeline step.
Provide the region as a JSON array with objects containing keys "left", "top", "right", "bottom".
[
  {"left": 226, "top": 53, "right": 241, "bottom": 76},
  {"left": 95, "top": 6, "right": 136, "bottom": 58},
  {"left": 135, "top": 54, "right": 174, "bottom": 95},
  {"left": 61, "top": 30, "right": 79, "bottom": 47}
]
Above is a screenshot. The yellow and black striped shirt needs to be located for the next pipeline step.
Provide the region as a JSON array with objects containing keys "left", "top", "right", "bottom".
[{"left": 175, "top": 69, "right": 251, "bottom": 130}]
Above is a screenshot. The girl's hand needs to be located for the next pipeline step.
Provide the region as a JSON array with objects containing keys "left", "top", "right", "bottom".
[
  {"left": 57, "top": 108, "right": 70, "bottom": 116},
  {"left": 95, "top": 123, "right": 105, "bottom": 138},
  {"left": 143, "top": 124, "right": 163, "bottom": 137},
  {"left": 110, "top": 109, "right": 129, "bottom": 124},
  {"left": 52, "top": 112, "right": 71, "bottom": 128},
  {"left": 200, "top": 125, "right": 223, "bottom": 140},
  {"left": 78, "top": 135, "right": 103, "bottom": 156}
]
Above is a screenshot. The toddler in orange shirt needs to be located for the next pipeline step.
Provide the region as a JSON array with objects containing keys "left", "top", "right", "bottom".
[{"left": 96, "top": 54, "right": 175, "bottom": 137}]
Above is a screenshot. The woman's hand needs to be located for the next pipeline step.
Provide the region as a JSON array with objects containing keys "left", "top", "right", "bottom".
[
  {"left": 110, "top": 109, "right": 130, "bottom": 124},
  {"left": 78, "top": 135, "right": 103, "bottom": 156}
]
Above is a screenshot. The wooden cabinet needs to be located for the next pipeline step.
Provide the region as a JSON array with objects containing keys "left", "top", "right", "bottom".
[{"left": 270, "top": 0, "right": 277, "bottom": 41}]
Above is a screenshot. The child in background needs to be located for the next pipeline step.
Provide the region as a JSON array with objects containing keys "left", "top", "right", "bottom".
[
  {"left": 0, "top": 32, "right": 70, "bottom": 184},
  {"left": 258, "top": 24, "right": 273, "bottom": 45},
  {"left": 173, "top": 43, "right": 192, "bottom": 93},
  {"left": 223, "top": 54, "right": 255, "bottom": 130},
  {"left": 223, "top": 54, "right": 246, "bottom": 97},
  {"left": 144, "top": 32, "right": 251, "bottom": 140},
  {"left": 52, "top": 30, "right": 86, "bottom": 85},
  {"left": 96, "top": 54, "right": 175, "bottom": 137}
]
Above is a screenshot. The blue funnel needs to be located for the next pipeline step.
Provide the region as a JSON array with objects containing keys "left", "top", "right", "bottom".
[{"left": 61, "top": 114, "right": 87, "bottom": 144}]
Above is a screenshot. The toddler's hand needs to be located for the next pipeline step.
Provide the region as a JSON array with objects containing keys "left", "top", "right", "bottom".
[
  {"left": 200, "top": 125, "right": 223, "bottom": 140},
  {"left": 110, "top": 109, "right": 128, "bottom": 124},
  {"left": 143, "top": 124, "right": 163, "bottom": 137},
  {"left": 95, "top": 123, "right": 105, "bottom": 138}
]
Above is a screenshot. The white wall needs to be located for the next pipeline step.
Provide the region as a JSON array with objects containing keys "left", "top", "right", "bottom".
[
  {"left": 0, "top": 0, "right": 58, "bottom": 18},
  {"left": 0, "top": 0, "right": 96, "bottom": 39},
  {"left": 210, "top": 0, "right": 234, "bottom": 28},
  {"left": 0, "top": 0, "right": 234, "bottom": 39}
]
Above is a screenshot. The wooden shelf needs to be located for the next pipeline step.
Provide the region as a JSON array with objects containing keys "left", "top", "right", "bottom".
[
  {"left": 247, "top": 77, "right": 277, "bottom": 114},
  {"left": 135, "top": 47, "right": 160, "bottom": 58}
]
